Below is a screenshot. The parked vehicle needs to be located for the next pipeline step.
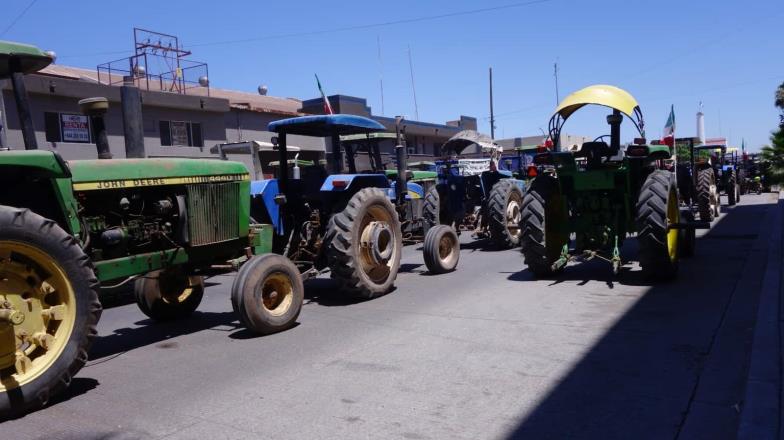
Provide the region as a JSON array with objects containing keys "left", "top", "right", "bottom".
[
  {"left": 520, "top": 85, "right": 705, "bottom": 278},
  {"left": 424, "top": 130, "right": 526, "bottom": 249},
  {"left": 0, "top": 41, "right": 303, "bottom": 418}
]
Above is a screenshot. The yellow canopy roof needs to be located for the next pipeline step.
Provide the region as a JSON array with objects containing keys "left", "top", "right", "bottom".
[{"left": 555, "top": 84, "right": 640, "bottom": 120}]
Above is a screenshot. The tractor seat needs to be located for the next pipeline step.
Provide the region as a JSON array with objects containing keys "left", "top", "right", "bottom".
[{"left": 574, "top": 141, "right": 618, "bottom": 169}]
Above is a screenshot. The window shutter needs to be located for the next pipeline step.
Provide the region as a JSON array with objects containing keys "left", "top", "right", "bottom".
[
  {"left": 44, "top": 112, "right": 61, "bottom": 142},
  {"left": 159, "top": 120, "right": 171, "bottom": 146},
  {"left": 191, "top": 123, "right": 203, "bottom": 147}
]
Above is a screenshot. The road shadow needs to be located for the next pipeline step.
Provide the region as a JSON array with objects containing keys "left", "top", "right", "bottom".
[
  {"left": 504, "top": 201, "right": 773, "bottom": 439},
  {"left": 507, "top": 244, "right": 644, "bottom": 289},
  {"left": 89, "top": 311, "right": 242, "bottom": 360},
  {"left": 302, "top": 277, "right": 391, "bottom": 307}
]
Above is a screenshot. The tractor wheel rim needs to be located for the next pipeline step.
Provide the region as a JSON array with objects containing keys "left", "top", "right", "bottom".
[
  {"left": 159, "top": 274, "right": 197, "bottom": 305},
  {"left": 358, "top": 206, "right": 397, "bottom": 284},
  {"left": 0, "top": 241, "right": 76, "bottom": 392},
  {"left": 438, "top": 234, "right": 456, "bottom": 261},
  {"left": 506, "top": 200, "right": 522, "bottom": 235},
  {"left": 261, "top": 272, "right": 294, "bottom": 317},
  {"left": 666, "top": 191, "right": 680, "bottom": 262}
]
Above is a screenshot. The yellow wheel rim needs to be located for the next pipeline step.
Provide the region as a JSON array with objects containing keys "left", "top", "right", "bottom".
[
  {"left": 261, "top": 273, "right": 294, "bottom": 317},
  {"left": 0, "top": 241, "right": 76, "bottom": 392},
  {"left": 439, "top": 234, "right": 456, "bottom": 260},
  {"left": 666, "top": 190, "right": 680, "bottom": 262}
]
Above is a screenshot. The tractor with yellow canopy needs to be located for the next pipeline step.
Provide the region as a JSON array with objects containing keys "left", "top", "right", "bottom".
[{"left": 520, "top": 85, "right": 701, "bottom": 278}]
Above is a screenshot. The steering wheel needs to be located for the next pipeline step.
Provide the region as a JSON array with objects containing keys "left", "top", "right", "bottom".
[{"left": 593, "top": 135, "right": 610, "bottom": 143}]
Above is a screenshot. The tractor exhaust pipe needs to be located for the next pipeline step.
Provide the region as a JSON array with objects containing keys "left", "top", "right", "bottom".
[
  {"left": 79, "top": 97, "right": 112, "bottom": 159},
  {"left": 607, "top": 109, "right": 622, "bottom": 154},
  {"left": 10, "top": 71, "right": 38, "bottom": 149},
  {"left": 394, "top": 116, "right": 408, "bottom": 205},
  {"left": 120, "top": 76, "right": 145, "bottom": 158}
]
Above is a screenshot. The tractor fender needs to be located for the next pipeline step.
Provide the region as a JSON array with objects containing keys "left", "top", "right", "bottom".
[
  {"left": 250, "top": 179, "right": 282, "bottom": 235},
  {"left": 320, "top": 174, "right": 390, "bottom": 192},
  {"left": 0, "top": 149, "right": 71, "bottom": 178}
]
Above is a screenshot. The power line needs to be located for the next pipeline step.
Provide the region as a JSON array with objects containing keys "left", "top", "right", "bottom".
[
  {"left": 0, "top": 0, "right": 39, "bottom": 38},
  {"left": 59, "top": 0, "right": 555, "bottom": 58}
]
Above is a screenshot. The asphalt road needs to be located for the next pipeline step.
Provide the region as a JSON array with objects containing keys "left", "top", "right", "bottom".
[{"left": 4, "top": 193, "right": 779, "bottom": 440}]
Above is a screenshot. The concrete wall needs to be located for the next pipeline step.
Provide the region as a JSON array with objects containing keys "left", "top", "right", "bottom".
[{"left": 1, "top": 74, "right": 230, "bottom": 160}]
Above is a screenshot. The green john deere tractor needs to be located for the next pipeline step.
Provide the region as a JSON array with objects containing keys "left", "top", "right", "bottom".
[
  {"left": 520, "top": 85, "right": 701, "bottom": 278},
  {"left": 0, "top": 41, "right": 303, "bottom": 417}
]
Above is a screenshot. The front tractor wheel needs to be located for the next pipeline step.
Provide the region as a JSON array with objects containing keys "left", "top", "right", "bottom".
[
  {"left": 423, "top": 225, "right": 460, "bottom": 274},
  {"left": 0, "top": 206, "right": 101, "bottom": 419},
  {"left": 520, "top": 176, "right": 569, "bottom": 277},
  {"left": 636, "top": 170, "right": 680, "bottom": 280},
  {"left": 327, "top": 188, "right": 403, "bottom": 299},
  {"left": 231, "top": 254, "right": 303, "bottom": 335},
  {"left": 488, "top": 180, "right": 524, "bottom": 249},
  {"left": 134, "top": 269, "right": 204, "bottom": 321}
]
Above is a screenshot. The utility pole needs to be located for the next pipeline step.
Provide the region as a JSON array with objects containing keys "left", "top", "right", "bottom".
[
  {"left": 377, "top": 36, "right": 385, "bottom": 115},
  {"left": 553, "top": 61, "right": 560, "bottom": 105},
  {"left": 407, "top": 45, "right": 419, "bottom": 121},
  {"left": 489, "top": 67, "right": 496, "bottom": 140}
]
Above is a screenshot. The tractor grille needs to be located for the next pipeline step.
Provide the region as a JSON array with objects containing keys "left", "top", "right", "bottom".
[{"left": 186, "top": 183, "right": 240, "bottom": 246}]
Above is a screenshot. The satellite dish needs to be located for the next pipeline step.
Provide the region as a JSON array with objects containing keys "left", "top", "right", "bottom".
[
  {"left": 133, "top": 64, "right": 146, "bottom": 76},
  {"left": 258, "top": 85, "right": 268, "bottom": 96},
  {"left": 199, "top": 76, "right": 210, "bottom": 87},
  {"left": 44, "top": 50, "right": 56, "bottom": 63}
]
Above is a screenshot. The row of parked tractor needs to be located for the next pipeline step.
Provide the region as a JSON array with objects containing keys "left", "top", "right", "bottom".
[{"left": 0, "top": 42, "right": 750, "bottom": 418}]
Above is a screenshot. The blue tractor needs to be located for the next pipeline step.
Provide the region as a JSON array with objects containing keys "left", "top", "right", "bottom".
[
  {"left": 424, "top": 130, "right": 526, "bottom": 249},
  {"left": 247, "top": 114, "right": 404, "bottom": 299}
]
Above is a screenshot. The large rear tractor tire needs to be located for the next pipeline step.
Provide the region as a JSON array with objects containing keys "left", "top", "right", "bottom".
[
  {"left": 327, "top": 188, "right": 403, "bottom": 299},
  {"left": 697, "top": 168, "right": 717, "bottom": 222},
  {"left": 134, "top": 269, "right": 204, "bottom": 321},
  {"left": 488, "top": 180, "right": 524, "bottom": 249},
  {"left": 423, "top": 225, "right": 460, "bottom": 274},
  {"left": 636, "top": 170, "right": 680, "bottom": 279},
  {"left": 423, "top": 186, "right": 440, "bottom": 232},
  {"left": 727, "top": 170, "right": 737, "bottom": 206},
  {"left": 0, "top": 206, "right": 101, "bottom": 419},
  {"left": 520, "top": 176, "right": 569, "bottom": 277},
  {"left": 231, "top": 254, "right": 303, "bottom": 335}
]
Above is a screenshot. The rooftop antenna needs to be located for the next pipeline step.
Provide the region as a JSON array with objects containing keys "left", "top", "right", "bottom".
[
  {"left": 407, "top": 45, "right": 420, "bottom": 121},
  {"left": 377, "top": 35, "right": 385, "bottom": 116},
  {"left": 489, "top": 67, "right": 496, "bottom": 139}
]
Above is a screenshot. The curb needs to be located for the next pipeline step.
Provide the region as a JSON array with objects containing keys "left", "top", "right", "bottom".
[{"left": 738, "top": 193, "right": 783, "bottom": 440}]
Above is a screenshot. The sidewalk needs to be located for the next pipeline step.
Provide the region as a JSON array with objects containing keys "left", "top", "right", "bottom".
[{"left": 738, "top": 192, "right": 783, "bottom": 440}]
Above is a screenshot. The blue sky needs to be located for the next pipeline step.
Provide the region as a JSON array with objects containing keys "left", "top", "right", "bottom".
[{"left": 3, "top": 0, "right": 782, "bottom": 150}]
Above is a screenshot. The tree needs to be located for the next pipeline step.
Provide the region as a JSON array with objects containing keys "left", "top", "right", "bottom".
[{"left": 762, "top": 82, "right": 784, "bottom": 184}]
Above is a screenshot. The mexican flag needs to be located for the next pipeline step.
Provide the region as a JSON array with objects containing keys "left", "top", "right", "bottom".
[
  {"left": 315, "top": 74, "right": 334, "bottom": 115},
  {"left": 662, "top": 105, "right": 675, "bottom": 147}
]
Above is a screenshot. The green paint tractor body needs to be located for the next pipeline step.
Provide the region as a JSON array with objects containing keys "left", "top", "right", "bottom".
[
  {"left": 0, "top": 41, "right": 303, "bottom": 418},
  {"left": 520, "top": 85, "right": 703, "bottom": 278}
]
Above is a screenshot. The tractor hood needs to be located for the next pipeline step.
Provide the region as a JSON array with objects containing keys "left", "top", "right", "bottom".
[
  {"left": 441, "top": 130, "right": 502, "bottom": 156},
  {"left": 69, "top": 158, "right": 249, "bottom": 191}
]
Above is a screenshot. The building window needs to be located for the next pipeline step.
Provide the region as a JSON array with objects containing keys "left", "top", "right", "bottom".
[
  {"left": 159, "top": 120, "right": 203, "bottom": 147},
  {"left": 44, "top": 112, "right": 92, "bottom": 143}
]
